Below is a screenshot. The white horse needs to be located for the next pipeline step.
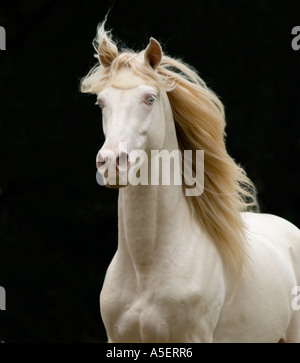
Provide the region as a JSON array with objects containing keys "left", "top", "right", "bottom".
[{"left": 81, "top": 22, "right": 300, "bottom": 343}]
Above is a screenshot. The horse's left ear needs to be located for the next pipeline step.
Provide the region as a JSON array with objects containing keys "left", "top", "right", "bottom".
[{"left": 144, "top": 38, "right": 162, "bottom": 70}]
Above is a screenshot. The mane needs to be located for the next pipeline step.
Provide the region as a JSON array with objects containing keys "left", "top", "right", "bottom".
[{"left": 81, "top": 22, "right": 259, "bottom": 272}]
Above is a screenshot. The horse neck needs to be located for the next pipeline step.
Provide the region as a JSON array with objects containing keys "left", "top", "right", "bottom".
[{"left": 118, "top": 95, "right": 189, "bottom": 270}]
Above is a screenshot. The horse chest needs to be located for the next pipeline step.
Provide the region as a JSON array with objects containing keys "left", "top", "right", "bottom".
[{"left": 101, "top": 280, "right": 200, "bottom": 343}]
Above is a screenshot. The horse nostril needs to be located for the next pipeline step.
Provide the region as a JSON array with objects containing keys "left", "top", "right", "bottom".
[
  {"left": 116, "top": 152, "right": 129, "bottom": 170},
  {"left": 97, "top": 157, "right": 108, "bottom": 170}
]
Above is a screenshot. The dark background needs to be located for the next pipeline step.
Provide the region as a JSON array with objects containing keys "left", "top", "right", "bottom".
[{"left": 0, "top": 0, "right": 299, "bottom": 342}]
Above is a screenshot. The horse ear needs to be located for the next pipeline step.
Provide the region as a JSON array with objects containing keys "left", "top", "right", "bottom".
[
  {"left": 95, "top": 21, "right": 119, "bottom": 67},
  {"left": 98, "top": 38, "right": 119, "bottom": 67},
  {"left": 144, "top": 38, "right": 162, "bottom": 70}
]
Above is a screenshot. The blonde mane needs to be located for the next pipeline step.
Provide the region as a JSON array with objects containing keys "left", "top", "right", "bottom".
[{"left": 81, "top": 22, "right": 258, "bottom": 271}]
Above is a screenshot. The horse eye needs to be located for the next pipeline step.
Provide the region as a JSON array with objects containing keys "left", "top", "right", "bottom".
[{"left": 146, "top": 96, "right": 156, "bottom": 105}]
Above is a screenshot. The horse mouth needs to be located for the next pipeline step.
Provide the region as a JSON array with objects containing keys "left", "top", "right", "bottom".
[
  {"left": 105, "top": 174, "right": 129, "bottom": 189},
  {"left": 98, "top": 168, "right": 130, "bottom": 189},
  {"left": 106, "top": 183, "right": 128, "bottom": 189}
]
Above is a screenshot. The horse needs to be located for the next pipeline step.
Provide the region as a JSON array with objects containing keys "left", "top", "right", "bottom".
[{"left": 81, "top": 21, "right": 300, "bottom": 343}]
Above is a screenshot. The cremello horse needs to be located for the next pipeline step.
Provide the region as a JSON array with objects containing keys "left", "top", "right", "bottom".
[{"left": 81, "top": 22, "right": 300, "bottom": 343}]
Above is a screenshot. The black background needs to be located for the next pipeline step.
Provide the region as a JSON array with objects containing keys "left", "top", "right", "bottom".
[{"left": 0, "top": 0, "right": 299, "bottom": 342}]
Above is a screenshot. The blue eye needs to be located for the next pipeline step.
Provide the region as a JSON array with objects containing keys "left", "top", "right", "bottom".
[{"left": 146, "top": 96, "right": 155, "bottom": 105}]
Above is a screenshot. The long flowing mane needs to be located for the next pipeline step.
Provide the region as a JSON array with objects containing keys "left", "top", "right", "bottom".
[{"left": 81, "top": 22, "right": 258, "bottom": 271}]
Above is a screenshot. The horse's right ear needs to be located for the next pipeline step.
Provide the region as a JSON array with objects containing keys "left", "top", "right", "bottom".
[
  {"left": 144, "top": 38, "right": 162, "bottom": 70},
  {"left": 95, "top": 22, "right": 119, "bottom": 67}
]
